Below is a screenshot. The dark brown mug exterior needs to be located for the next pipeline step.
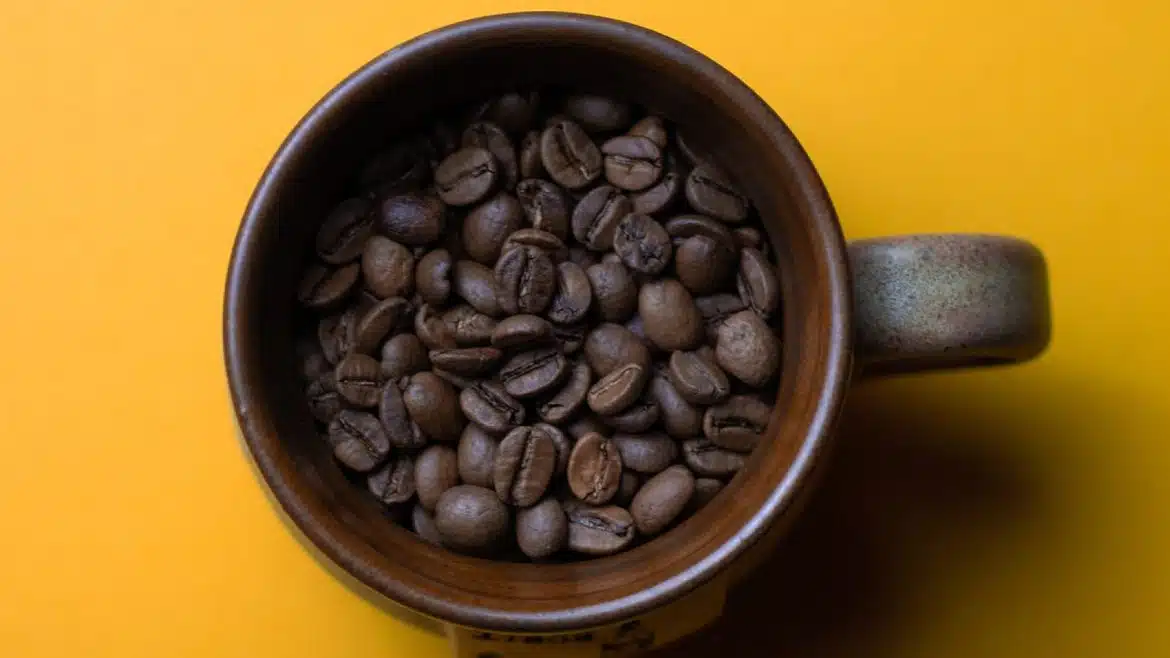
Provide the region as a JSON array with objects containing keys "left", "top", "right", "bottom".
[{"left": 223, "top": 10, "right": 1050, "bottom": 651}]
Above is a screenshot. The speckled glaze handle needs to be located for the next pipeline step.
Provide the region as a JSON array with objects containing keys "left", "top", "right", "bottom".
[{"left": 848, "top": 234, "right": 1051, "bottom": 375}]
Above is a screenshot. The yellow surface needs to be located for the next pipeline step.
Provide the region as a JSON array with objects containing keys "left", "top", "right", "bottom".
[{"left": 1, "top": 1, "right": 1167, "bottom": 656}]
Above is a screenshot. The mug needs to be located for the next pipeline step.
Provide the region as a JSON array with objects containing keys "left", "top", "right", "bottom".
[{"left": 223, "top": 12, "right": 1051, "bottom": 657}]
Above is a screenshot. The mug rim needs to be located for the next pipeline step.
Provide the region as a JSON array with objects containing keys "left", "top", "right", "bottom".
[{"left": 224, "top": 10, "right": 853, "bottom": 632}]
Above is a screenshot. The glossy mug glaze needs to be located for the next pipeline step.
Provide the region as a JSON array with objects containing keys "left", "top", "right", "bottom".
[{"left": 223, "top": 12, "right": 1050, "bottom": 657}]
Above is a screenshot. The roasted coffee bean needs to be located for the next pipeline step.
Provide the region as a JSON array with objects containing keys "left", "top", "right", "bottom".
[
  {"left": 414, "top": 303, "right": 456, "bottom": 349},
  {"left": 668, "top": 349, "right": 731, "bottom": 405},
  {"left": 494, "top": 426, "right": 557, "bottom": 507},
  {"left": 613, "top": 213, "right": 672, "bottom": 275},
  {"left": 537, "top": 360, "right": 592, "bottom": 424},
  {"left": 547, "top": 261, "right": 592, "bottom": 324},
  {"left": 638, "top": 279, "right": 704, "bottom": 351},
  {"left": 352, "top": 297, "right": 410, "bottom": 354},
  {"left": 462, "top": 122, "right": 518, "bottom": 191},
  {"left": 676, "top": 235, "right": 736, "bottom": 296},
  {"left": 552, "top": 322, "right": 587, "bottom": 354},
  {"left": 613, "top": 433, "right": 677, "bottom": 475},
  {"left": 571, "top": 185, "right": 629, "bottom": 251},
  {"left": 564, "top": 95, "right": 632, "bottom": 133},
  {"left": 415, "top": 249, "right": 453, "bottom": 306},
  {"left": 704, "top": 395, "right": 771, "bottom": 452},
  {"left": 681, "top": 438, "right": 745, "bottom": 477},
  {"left": 567, "top": 433, "right": 623, "bottom": 504},
  {"left": 566, "top": 414, "right": 609, "bottom": 440},
  {"left": 631, "top": 465, "right": 695, "bottom": 535},
  {"left": 306, "top": 373, "right": 345, "bottom": 423},
  {"left": 435, "top": 147, "right": 498, "bottom": 207},
  {"left": 460, "top": 380, "right": 525, "bottom": 435},
  {"left": 457, "top": 424, "right": 499, "bottom": 488},
  {"left": 491, "top": 314, "right": 553, "bottom": 349},
  {"left": 623, "top": 314, "right": 662, "bottom": 355},
  {"left": 317, "top": 312, "right": 348, "bottom": 364},
  {"left": 601, "top": 396, "right": 659, "bottom": 433},
  {"left": 695, "top": 293, "right": 748, "bottom": 341},
  {"left": 474, "top": 92, "right": 540, "bottom": 135},
  {"left": 402, "top": 371, "right": 465, "bottom": 442},
  {"left": 379, "top": 193, "right": 446, "bottom": 246},
  {"left": 649, "top": 373, "right": 704, "bottom": 439},
  {"left": 685, "top": 164, "right": 750, "bottom": 223},
  {"left": 361, "top": 236, "right": 415, "bottom": 299},
  {"left": 602, "top": 135, "right": 663, "bottom": 191},
  {"left": 535, "top": 422, "right": 572, "bottom": 476},
  {"left": 664, "top": 214, "right": 737, "bottom": 252},
  {"left": 540, "top": 119, "right": 602, "bottom": 190},
  {"left": 327, "top": 410, "right": 390, "bottom": 472},
  {"left": 499, "top": 348, "right": 569, "bottom": 399},
  {"left": 317, "top": 197, "right": 374, "bottom": 264},
  {"left": 628, "top": 115, "right": 669, "bottom": 149},
  {"left": 452, "top": 260, "right": 505, "bottom": 317},
  {"left": 415, "top": 444, "right": 460, "bottom": 511},
  {"left": 442, "top": 304, "right": 497, "bottom": 346},
  {"left": 433, "top": 368, "right": 475, "bottom": 390},
  {"left": 429, "top": 347, "right": 502, "bottom": 377},
  {"left": 566, "top": 504, "right": 636, "bottom": 556},
  {"left": 614, "top": 471, "right": 642, "bottom": 506},
  {"left": 411, "top": 504, "right": 444, "bottom": 546},
  {"left": 518, "top": 131, "right": 545, "bottom": 179},
  {"left": 689, "top": 478, "right": 725, "bottom": 512},
  {"left": 335, "top": 354, "right": 384, "bottom": 407},
  {"left": 495, "top": 246, "right": 556, "bottom": 315},
  {"left": 587, "top": 363, "right": 649, "bottom": 416},
  {"left": 583, "top": 323, "right": 651, "bottom": 376},
  {"left": 378, "top": 381, "right": 426, "bottom": 451},
  {"left": 736, "top": 246, "right": 780, "bottom": 318},
  {"left": 368, "top": 455, "right": 416, "bottom": 505},
  {"left": 715, "top": 310, "right": 780, "bottom": 387},
  {"left": 733, "top": 226, "right": 766, "bottom": 251},
  {"left": 515, "top": 178, "right": 570, "bottom": 240},
  {"left": 503, "top": 228, "right": 567, "bottom": 261},
  {"left": 586, "top": 260, "right": 638, "bottom": 323},
  {"left": 629, "top": 172, "right": 681, "bottom": 216},
  {"left": 298, "top": 263, "right": 359, "bottom": 309},
  {"left": 516, "top": 497, "right": 567, "bottom": 559},
  {"left": 435, "top": 485, "right": 510, "bottom": 554},
  {"left": 463, "top": 192, "right": 524, "bottom": 265}
]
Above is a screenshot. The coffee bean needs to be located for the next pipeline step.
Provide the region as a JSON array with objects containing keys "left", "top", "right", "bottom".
[
  {"left": 460, "top": 380, "right": 525, "bottom": 435},
  {"left": 704, "top": 395, "right": 771, "bottom": 452},
  {"left": 516, "top": 498, "right": 567, "bottom": 559},
  {"left": 306, "top": 373, "right": 345, "bottom": 423},
  {"left": 379, "top": 193, "right": 447, "bottom": 245},
  {"left": 552, "top": 322, "right": 587, "bottom": 355},
  {"left": 435, "top": 485, "right": 510, "bottom": 553},
  {"left": 567, "top": 433, "right": 622, "bottom": 504},
  {"left": 435, "top": 147, "right": 498, "bottom": 206},
  {"left": 494, "top": 426, "right": 557, "bottom": 507},
  {"left": 402, "top": 371, "right": 465, "bottom": 442},
  {"left": 360, "top": 140, "right": 429, "bottom": 195},
  {"left": 685, "top": 164, "right": 749, "bottom": 223},
  {"left": 689, "top": 478, "right": 725, "bottom": 512},
  {"left": 631, "top": 465, "right": 694, "bottom": 535},
  {"left": 601, "top": 396, "right": 659, "bottom": 433},
  {"left": 442, "top": 304, "right": 497, "bottom": 346},
  {"left": 519, "top": 131, "right": 546, "bottom": 179},
  {"left": 628, "top": 115, "right": 669, "bottom": 149},
  {"left": 681, "top": 438, "right": 745, "bottom": 477},
  {"left": 676, "top": 235, "right": 736, "bottom": 296},
  {"left": 317, "top": 313, "right": 347, "bottom": 364},
  {"left": 327, "top": 410, "right": 390, "bottom": 472},
  {"left": 537, "top": 359, "right": 592, "bottom": 424},
  {"left": 457, "top": 424, "right": 499, "bottom": 488},
  {"left": 368, "top": 455, "right": 416, "bottom": 505},
  {"left": 415, "top": 249, "right": 453, "bottom": 306},
  {"left": 583, "top": 323, "right": 651, "bottom": 377},
  {"left": 474, "top": 92, "right": 540, "bottom": 135},
  {"left": 429, "top": 347, "right": 502, "bottom": 377},
  {"left": 601, "top": 135, "right": 663, "bottom": 192},
  {"left": 612, "top": 433, "right": 677, "bottom": 475},
  {"left": 462, "top": 122, "right": 518, "bottom": 191},
  {"left": 566, "top": 414, "right": 609, "bottom": 440},
  {"left": 415, "top": 444, "right": 460, "bottom": 511},
  {"left": 564, "top": 95, "right": 633, "bottom": 133},
  {"left": 495, "top": 246, "right": 556, "bottom": 315},
  {"left": 585, "top": 261, "right": 637, "bottom": 323},
  {"left": 452, "top": 260, "right": 505, "bottom": 317},
  {"left": 571, "top": 185, "right": 630, "bottom": 251},
  {"left": 664, "top": 214, "right": 737, "bottom": 252},
  {"left": 614, "top": 471, "right": 642, "bottom": 506},
  {"left": 622, "top": 314, "right": 662, "bottom": 356},
  {"left": 638, "top": 279, "right": 704, "bottom": 351},
  {"left": 491, "top": 314, "right": 553, "bottom": 350},
  {"left": 503, "top": 229, "right": 567, "bottom": 262},
  {"left": 565, "top": 504, "right": 635, "bottom": 556},
  {"left": 535, "top": 422, "right": 572, "bottom": 476},
  {"left": 587, "top": 363, "right": 649, "bottom": 416},
  {"left": 378, "top": 381, "right": 426, "bottom": 451},
  {"left": 547, "top": 261, "right": 592, "bottom": 324},
  {"left": 316, "top": 197, "right": 374, "bottom": 264},
  {"left": 335, "top": 354, "right": 384, "bottom": 407},
  {"left": 411, "top": 504, "right": 444, "bottom": 546},
  {"left": 298, "top": 263, "right": 359, "bottom": 309},
  {"left": 629, "top": 172, "right": 682, "bottom": 216},
  {"left": 413, "top": 303, "right": 456, "bottom": 349},
  {"left": 695, "top": 293, "right": 748, "bottom": 341},
  {"left": 352, "top": 297, "right": 410, "bottom": 354},
  {"left": 540, "top": 119, "right": 602, "bottom": 190},
  {"left": 433, "top": 368, "right": 475, "bottom": 390},
  {"left": 715, "top": 310, "right": 780, "bottom": 387},
  {"left": 733, "top": 226, "right": 766, "bottom": 251},
  {"left": 516, "top": 179, "right": 570, "bottom": 239},
  {"left": 668, "top": 349, "right": 731, "bottom": 405},
  {"left": 463, "top": 192, "right": 524, "bottom": 264},
  {"left": 736, "top": 246, "right": 780, "bottom": 318},
  {"left": 361, "top": 236, "right": 415, "bottom": 299},
  {"left": 613, "top": 213, "right": 672, "bottom": 275},
  {"left": 648, "top": 373, "right": 704, "bottom": 439},
  {"left": 499, "top": 348, "right": 569, "bottom": 399}
]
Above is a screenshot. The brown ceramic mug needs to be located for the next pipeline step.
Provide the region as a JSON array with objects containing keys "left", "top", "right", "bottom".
[{"left": 223, "top": 12, "right": 1051, "bottom": 657}]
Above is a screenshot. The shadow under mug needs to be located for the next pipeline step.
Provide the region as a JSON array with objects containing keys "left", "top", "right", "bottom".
[{"left": 222, "top": 11, "right": 1051, "bottom": 658}]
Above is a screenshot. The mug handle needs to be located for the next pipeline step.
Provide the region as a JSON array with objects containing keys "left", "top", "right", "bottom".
[{"left": 847, "top": 234, "right": 1051, "bottom": 375}]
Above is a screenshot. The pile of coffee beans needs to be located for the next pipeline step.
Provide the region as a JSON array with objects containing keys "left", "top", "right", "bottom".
[{"left": 294, "top": 90, "right": 781, "bottom": 561}]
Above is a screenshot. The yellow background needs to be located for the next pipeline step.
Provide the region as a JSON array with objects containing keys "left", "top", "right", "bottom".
[{"left": 1, "top": 1, "right": 1168, "bottom": 656}]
